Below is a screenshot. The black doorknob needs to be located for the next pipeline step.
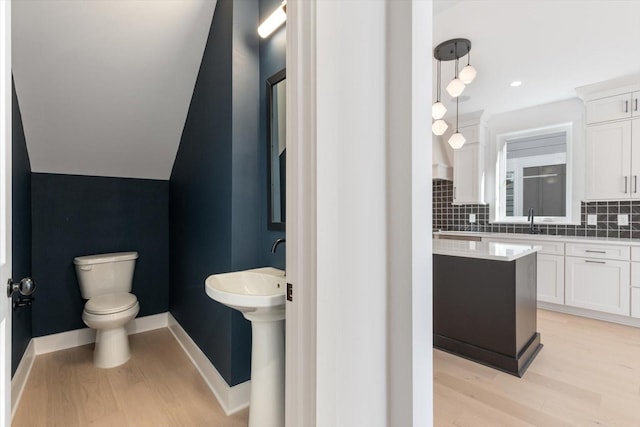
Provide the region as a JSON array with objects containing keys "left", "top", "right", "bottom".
[{"left": 7, "top": 277, "right": 35, "bottom": 298}]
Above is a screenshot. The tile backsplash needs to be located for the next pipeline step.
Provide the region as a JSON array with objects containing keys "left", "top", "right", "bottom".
[{"left": 433, "top": 179, "right": 640, "bottom": 239}]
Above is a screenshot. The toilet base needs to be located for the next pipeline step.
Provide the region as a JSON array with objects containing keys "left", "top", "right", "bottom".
[
  {"left": 82, "top": 302, "right": 139, "bottom": 369},
  {"left": 94, "top": 327, "right": 131, "bottom": 368}
]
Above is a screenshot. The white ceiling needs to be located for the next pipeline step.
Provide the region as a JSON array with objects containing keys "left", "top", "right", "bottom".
[
  {"left": 12, "top": 0, "right": 217, "bottom": 180},
  {"left": 434, "top": 0, "right": 640, "bottom": 118}
]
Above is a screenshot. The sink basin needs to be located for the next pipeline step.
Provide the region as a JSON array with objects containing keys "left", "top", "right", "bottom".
[
  {"left": 205, "top": 267, "right": 286, "bottom": 313},
  {"left": 205, "top": 266, "right": 286, "bottom": 427}
]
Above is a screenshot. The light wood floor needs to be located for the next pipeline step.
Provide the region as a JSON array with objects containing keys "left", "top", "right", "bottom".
[
  {"left": 13, "top": 310, "right": 640, "bottom": 426},
  {"left": 435, "top": 309, "right": 640, "bottom": 426},
  {"left": 13, "top": 328, "right": 249, "bottom": 427}
]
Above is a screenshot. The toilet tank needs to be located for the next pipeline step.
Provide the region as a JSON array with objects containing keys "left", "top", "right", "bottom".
[{"left": 74, "top": 252, "right": 138, "bottom": 299}]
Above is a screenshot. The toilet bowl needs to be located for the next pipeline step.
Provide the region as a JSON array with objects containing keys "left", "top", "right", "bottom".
[{"left": 74, "top": 252, "right": 139, "bottom": 368}]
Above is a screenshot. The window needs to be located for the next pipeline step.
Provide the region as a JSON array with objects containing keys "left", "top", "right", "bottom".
[{"left": 496, "top": 123, "right": 573, "bottom": 223}]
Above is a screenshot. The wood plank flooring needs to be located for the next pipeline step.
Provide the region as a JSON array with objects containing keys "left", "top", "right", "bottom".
[
  {"left": 13, "top": 328, "right": 249, "bottom": 427},
  {"left": 13, "top": 309, "right": 640, "bottom": 426},
  {"left": 435, "top": 309, "right": 640, "bottom": 426}
]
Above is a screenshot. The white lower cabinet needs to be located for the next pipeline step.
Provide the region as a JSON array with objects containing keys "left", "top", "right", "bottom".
[
  {"left": 537, "top": 254, "right": 565, "bottom": 304},
  {"left": 565, "top": 257, "right": 630, "bottom": 316},
  {"left": 632, "top": 288, "right": 640, "bottom": 318}
]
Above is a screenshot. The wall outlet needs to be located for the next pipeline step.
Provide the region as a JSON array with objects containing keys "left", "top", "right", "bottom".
[
  {"left": 469, "top": 213, "right": 476, "bottom": 223},
  {"left": 587, "top": 214, "right": 597, "bottom": 226},
  {"left": 618, "top": 214, "right": 629, "bottom": 226}
]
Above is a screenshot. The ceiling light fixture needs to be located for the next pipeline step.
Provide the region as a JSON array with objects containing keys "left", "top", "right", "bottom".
[
  {"left": 433, "top": 38, "right": 476, "bottom": 149},
  {"left": 510, "top": 80, "right": 522, "bottom": 87},
  {"left": 258, "top": 0, "right": 287, "bottom": 39}
]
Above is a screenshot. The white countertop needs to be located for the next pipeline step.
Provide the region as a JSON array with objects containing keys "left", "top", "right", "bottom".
[
  {"left": 433, "top": 238, "right": 539, "bottom": 262},
  {"left": 434, "top": 231, "right": 640, "bottom": 247}
]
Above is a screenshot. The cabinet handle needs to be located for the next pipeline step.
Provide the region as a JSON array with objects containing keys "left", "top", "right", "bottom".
[
  {"left": 626, "top": 100, "right": 629, "bottom": 113},
  {"left": 636, "top": 98, "right": 638, "bottom": 112},
  {"left": 585, "top": 260, "right": 606, "bottom": 264},
  {"left": 635, "top": 175, "right": 638, "bottom": 193},
  {"left": 625, "top": 176, "right": 628, "bottom": 193},
  {"left": 585, "top": 250, "right": 606, "bottom": 254}
]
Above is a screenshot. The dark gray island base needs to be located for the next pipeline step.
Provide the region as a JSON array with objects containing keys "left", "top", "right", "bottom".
[{"left": 433, "top": 251, "right": 543, "bottom": 377}]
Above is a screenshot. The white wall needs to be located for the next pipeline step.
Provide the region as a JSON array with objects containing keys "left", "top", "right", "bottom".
[{"left": 486, "top": 98, "right": 585, "bottom": 224}]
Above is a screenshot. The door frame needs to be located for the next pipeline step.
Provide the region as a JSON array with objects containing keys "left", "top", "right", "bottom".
[
  {"left": 285, "top": 1, "right": 433, "bottom": 425},
  {"left": 0, "top": 0, "right": 13, "bottom": 425},
  {"left": 285, "top": 1, "right": 317, "bottom": 425}
]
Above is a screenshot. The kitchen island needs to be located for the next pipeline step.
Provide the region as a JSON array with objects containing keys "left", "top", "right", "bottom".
[{"left": 433, "top": 239, "right": 543, "bottom": 377}]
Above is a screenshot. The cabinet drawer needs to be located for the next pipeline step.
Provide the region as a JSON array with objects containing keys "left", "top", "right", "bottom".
[
  {"left": 632, "top": 247, "right": 640, "bottom": 262},
  {"left": 565, "top": 243, "right": 630, "bottom": 261},
  {"left": 482, "top": 238, "right": 564, "bottom": 256},
  {"left": 632, "top": 288, "right": 640, "bottom": 319}
]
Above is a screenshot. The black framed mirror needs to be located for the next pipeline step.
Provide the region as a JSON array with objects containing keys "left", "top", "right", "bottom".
[{"left": 267, "top": 68, "right": 286, "bottom": 231}]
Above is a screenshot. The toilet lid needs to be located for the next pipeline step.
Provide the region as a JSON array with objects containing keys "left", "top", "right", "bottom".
[{"left": 85, "top": 292, "right": 138, "bottom": 315}]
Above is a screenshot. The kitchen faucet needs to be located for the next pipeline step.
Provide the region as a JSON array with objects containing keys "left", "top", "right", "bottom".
[{"left": 527, "top": 208, "right": 541, "bottom": 234}]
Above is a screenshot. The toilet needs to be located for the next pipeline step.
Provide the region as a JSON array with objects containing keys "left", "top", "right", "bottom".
[{"left": 74, "top": 251, "right": 140, "bottom": 368}]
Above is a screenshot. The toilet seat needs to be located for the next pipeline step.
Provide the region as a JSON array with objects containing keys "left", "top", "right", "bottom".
[{"left": 85, "top": 292, "right": 137, "bottom": 315}]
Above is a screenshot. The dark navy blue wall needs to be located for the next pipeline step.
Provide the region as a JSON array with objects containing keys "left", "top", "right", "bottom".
[
  {"left": 31, "top": 174, "right": 169, "bottom": 337},
  {"left": 11, "top": 80, "right": 32, "bottom": 376},
  {"left": 170, "top": 0, "right": 280, "bottom": 386},
  {"left": 259, "top": 0, "right": 286, "bottom": 269}
]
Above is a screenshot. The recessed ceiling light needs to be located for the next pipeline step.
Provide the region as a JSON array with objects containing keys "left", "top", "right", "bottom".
[{"left": 510, "top": 81, "right": 522, "bottom": 87}]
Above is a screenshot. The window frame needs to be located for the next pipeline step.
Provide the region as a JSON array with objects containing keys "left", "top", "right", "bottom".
[{"left": 494, "top": 122, "right": 574, "bottom": 224}]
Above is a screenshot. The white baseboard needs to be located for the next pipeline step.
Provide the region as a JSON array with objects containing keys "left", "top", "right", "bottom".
[
  {"left": 539, "top": 302, "right": 640, "bottom": 328},
  {"left": 11, "top": 339, "right": 35, "bottom": 420},
  {"left": 33, "top": 312, "right": 169, "bottom": 355},
  {"left": 167, "top": 313, "right": 250, "bottom": 415}
]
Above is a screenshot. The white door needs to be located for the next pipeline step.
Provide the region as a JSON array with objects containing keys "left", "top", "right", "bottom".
[
  {"left": 585, "top": 121, "right": 631, "bottom": 200},
  {"left": 0, "top": 0, "right": 12, "bottom": 425}
]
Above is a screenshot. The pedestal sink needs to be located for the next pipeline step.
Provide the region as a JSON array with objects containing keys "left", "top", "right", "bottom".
[{"left": 205, "top": 267, "right": 285, "bottom": 427}]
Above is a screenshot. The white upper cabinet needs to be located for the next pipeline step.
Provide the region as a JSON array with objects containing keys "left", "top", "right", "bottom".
[
  {"left": 453, "top": 142, "right": 484, "bottom": 204},
  {"left": 585, "top": 120, "right": 632, "bottom": 200},
  {"left": 586, "top": 93, "right": 633, "bottom": 124},
  {"left": 632, "top": 119, "right": 640, "bottom": 198}
]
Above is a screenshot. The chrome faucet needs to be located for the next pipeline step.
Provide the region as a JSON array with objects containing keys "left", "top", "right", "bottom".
[
  {"left": 271, "top": 238, "right": 286, "bottom": 253},
  {"left": 527, "top": 208, "right": 541, "bottom": 234}
]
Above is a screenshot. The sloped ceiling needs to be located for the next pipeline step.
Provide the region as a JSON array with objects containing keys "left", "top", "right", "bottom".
[
  {"left": 434, "top": 0, "right": 640, "bottom": 118},
  {"left": 12, "top": 0, "right": 217, "bottom": 180}
]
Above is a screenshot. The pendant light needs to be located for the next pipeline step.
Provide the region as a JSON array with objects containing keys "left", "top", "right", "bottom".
[
  {"left": 432, "top": 119, "right": 448, "bottom": 136},
  {"left": 446, "top": 56, "right": 465, "bottom": 98},
  {"left": 432, "top": 60, "right": 447, "bottom": 120},
  {"left": 432, "top": 38, "right": 477, "bottom": 148},
  {"left": 448, "top": 96, "right": 466, "bottom": 149},
  {"left": 459, "top": 50, "right": 477, "bottom": 85}
]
